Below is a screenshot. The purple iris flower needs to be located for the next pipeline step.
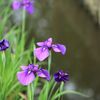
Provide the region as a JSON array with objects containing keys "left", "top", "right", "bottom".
[
  {"left": 17, "top": 64, "right": 50, "bottom": 85},
  {"left": 34, "top": 38, "right": 66, "bottom": 61},
  {"left": 37, "top": 68, "right": 50, "bottom": 81},
  {"left": 54, "top": 70, "right": 69, "bottom": 83},
  {"left": 12, "top": 0, "right": 35, "bottom": 14},
  {"left": 0, "top": 39, "right": 10, "bottom": 51}
]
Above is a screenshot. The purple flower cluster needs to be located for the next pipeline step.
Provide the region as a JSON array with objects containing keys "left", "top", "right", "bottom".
[
  {"left": 17, "top": 64, "right": 50, "bottom": 85},
  {"left": 0, "top": 37, "right": 69, "bottom": 85},
  {"left": 12, "top": 0, "right": 35, "bottom": 14},
  {"left": 34, "top": 38, "right": 66, "bottom": 61},
  {"left": 0, "top": 39, "right": 10, "bottom": 51},
  {"left": 17, "top": 38, "right": 69, "bottom": 85}
]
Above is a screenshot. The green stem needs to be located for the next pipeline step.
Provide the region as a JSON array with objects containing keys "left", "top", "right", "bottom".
[
  {"left": 58, "top": 82, "right": 64, "bottom": 100},
  {"left": 48, "top": 51, "right": 52, "bottom": 72},
  {"left": 31, "top": 83, "right": 34, "bottom": 100},
  {"left": 22, "top": 10, "right": 25, "bottom": 35},
  {"left": 32, "top": 44, "right": 36, "bottom": 100},
  {"left": 2, "top": 51, "right": 6, "bottom": 76},
  {"left": 27, "top": 85, "right": 32, "bottom": 100},
  {"left": 21, "top": 10, "right": 26, "bottom": 52},
  {"left": 45, "top": 51, "right": 52, "bottom": 99},
  {"left": 48, "top": 82, "right": 57, "bottom": 100},
  {"left": 33, "top": 44, "right": 36, "bottom": 64}
]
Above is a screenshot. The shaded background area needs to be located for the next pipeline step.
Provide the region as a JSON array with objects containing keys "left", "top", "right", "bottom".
[{"left": 12, "top": 0, "right": 100, "bottom": 99}]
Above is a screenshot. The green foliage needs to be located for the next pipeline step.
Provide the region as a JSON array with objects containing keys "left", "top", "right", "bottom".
[
  {"left": 0, "top": 2, "right": 33, "bottom": 99},
  {"left": 0, "top": 28, "right": 33, "bottom": 100}
]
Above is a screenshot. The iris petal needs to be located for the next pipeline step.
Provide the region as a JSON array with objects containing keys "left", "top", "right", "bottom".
[
  {"left": 34, "top": 47, "right": 49, "bottom": 61},
  {"left": 25, "top": 3, "right": 35, "bottom": 14},
  {"left": 37, "top": 42, "right": 44, "bottom": 46},
  {"left": 37, "top": 69, "right": 50, "bottom": 81},
  {"left": 0, "top": 39, "right": 10, "bottom": 51},
  {"left": 12, "top": 1, "right": 21, "bottom": 10},
  {"left": 45, "top": 38, "right": 52, "bottom": 47},
  {"left": 17, "top": 71, "right": 35, "bottom": 85},
  {"left": 21, "top": 66, "right": 28, "bottom": 70},
  {"left": 52, "top": 44, "right": 66, "bottom": 55}
]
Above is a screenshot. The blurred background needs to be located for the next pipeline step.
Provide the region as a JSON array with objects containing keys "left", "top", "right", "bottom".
[{"left": 4, "top": 0, "right": 100, "bottom": 99}]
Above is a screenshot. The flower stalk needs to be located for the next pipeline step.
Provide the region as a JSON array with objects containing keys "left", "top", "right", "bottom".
[
  {"left": 45, "top": 51, "right": 52, "bottom": 99},
  {"left": 32, "top": 44, "right": 37, "bottom": 100},
  {"left": 48, "top": 51, "right": 51, "bottom": 72},
  {"left": 27, "top": 85, "right": 32, "bottom": 100},
  {"left": 59, "top": 82, "right": 64, "bottom": 100},
  {"left": 22, "top": 9, "right": 26, "bottom": 35},
  {"left": 2, "top": 51, "right": 6, "bottom": 76},
  {"left": 21, "top": 9, "right": 26, "bottom": 53},
  {"left": 48, "top": 82, "right": 57, "bottom": 100}
]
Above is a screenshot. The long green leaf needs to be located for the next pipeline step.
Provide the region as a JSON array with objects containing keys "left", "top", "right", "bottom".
[{"left": 52, "top": 90, "right": 89, "bottom": 100}]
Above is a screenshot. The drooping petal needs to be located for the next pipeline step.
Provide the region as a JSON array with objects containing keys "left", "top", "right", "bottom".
[
  {"left": 0, "top": 39, "right": 10, "bottom": 51},
  {"left": 17, "top": 71, "right": 35, "bottom": 85},
  {"left": 37, "top": 68, "right": 50, "bottom": 81},
  {"left": 34, "top": 47, "right": 49, "bottom": 61},
  {"left": 12, "top": 0, "right": 21, "bottom": 10},
  {"left": 52, "top": 44, "right": 66, "bottom": 55},
  {"left": 24, "top": 3, "right": 35, "bottom": 14},
  {"left": 61, "top": 73, "right": 69, "bottom": 82}
]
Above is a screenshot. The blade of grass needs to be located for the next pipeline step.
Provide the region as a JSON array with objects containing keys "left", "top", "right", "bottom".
[{"left": 52, "top": 90, "right": 89, "bottom": 100}]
